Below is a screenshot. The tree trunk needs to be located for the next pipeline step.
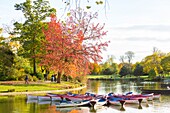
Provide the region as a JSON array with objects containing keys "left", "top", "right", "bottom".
[
  {"left": 33, "top": 57, "right": 37, "bottom": 75},
  {"left": 57, "top": 72, "right": 62, "bottom": 83}
]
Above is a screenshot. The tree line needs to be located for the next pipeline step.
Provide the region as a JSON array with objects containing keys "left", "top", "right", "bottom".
[
  {"left": 91, "top": 49, "right": 170, "bottom": 80},
  {"left": 0, "top": 0, "right": 170, "bottom": 83}
]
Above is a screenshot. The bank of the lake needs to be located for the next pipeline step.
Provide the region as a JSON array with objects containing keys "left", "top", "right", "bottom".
[
  {"left": 87, "top": 75, "right": 170, "bottom": 81},
  {"left": 87, "top": 74, "right": 148, "bottom": 80},
  {"left": 0, "top": 81, "right": 86, "bottom": 96}
]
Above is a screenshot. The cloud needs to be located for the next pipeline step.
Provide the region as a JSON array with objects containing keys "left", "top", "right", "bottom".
[
  {"left": 111, "top": 25, "right": 170, "bottom": 32},
  {"left": 109, "top": 36, "right": 170, "bottom": 42},
  {"left": 125, "top": 37, "right": 170, "bottom": 42}
]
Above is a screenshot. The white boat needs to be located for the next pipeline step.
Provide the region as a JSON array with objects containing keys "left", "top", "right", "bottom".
[
  {"left": 153, "top": 94, "right": 161, "bottom": 99},
  {"left": 27, "top": 94, "right": 38, "bottom": 100},
  {"left": 38, "top": 101, "right": 52, "bottom": 105},
  {"left": 124, "top": 99, "right": 139, "bottom": 104},
  {"left": 108, "top": 100, "right": 124, "bottom": 106},
  {"left": 142, "top": 93, "right": 154, "bottom": 101},
  {"left": 51, "top": 96, "right": 62, "bottom": 101},
  {"left": 90, "top": 98, "right": 107, "bottom": 107},
  {"left": 26, "top": 99, "right": 37, "bottom": 103},
  {"left": 55, "top": 100, "right": 90, "bottom": 108},
  {"left": 37, "top": 96, "right": 51, "bottom": 101}
]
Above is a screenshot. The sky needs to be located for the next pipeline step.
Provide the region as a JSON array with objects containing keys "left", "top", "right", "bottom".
[{"left": 0, "top": 0, "right": 170, "bottom": 63}]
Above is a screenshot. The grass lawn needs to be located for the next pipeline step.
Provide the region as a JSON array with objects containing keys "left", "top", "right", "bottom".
[{"left": 0, "top": 81, "right": 83, "bottom": 93}]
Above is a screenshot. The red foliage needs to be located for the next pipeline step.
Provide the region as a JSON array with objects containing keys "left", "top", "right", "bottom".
[{"left": 40, "top": 10, "right": 109, "bottom": 77}]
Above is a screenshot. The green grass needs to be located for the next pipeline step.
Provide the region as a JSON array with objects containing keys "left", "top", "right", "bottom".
[{"left": 0, "top": 81, "right": 83, "bottom": 93}]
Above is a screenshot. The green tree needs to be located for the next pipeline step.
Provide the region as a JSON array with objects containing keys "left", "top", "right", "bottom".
[
  {"left": 133, "top": 64, "right": 143, "bottom": 77},
  {"left": 0, "top": 46, "right": 15, "bottom": 79},
  {"left": 91, "top": 63, "right": 102, "bottom": 75},
  {"left": 9, "top": 56, "right": 32, "bottom": 80},
  {"left": 119, "top": 64, "right": 131, "bottom": 77},
  {"left": 148, "top": 69, "right": 156, "bottom": 79},
  {"left": 13, "top": 0, "right": 56, "bottom": 75},
  {"left": 102, "top": 63, "right": 118, "bottom": 75}
]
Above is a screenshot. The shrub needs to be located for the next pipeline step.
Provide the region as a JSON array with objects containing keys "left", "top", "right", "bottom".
[{"left": 32, "top": 76, "right": 38, "bottom": 82}]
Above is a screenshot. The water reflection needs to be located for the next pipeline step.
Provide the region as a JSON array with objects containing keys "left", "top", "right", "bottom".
[
  {"left": 87, "top": 80, "right": 164, "bottom": 94},
  {"left": 0, "top": 80, "right": 170, "bottom": 113}
]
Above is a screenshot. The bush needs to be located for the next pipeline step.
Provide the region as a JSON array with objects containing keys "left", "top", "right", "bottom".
[
  {"left": 36, "top": 73, "right": 43, "bottom": 80},
  {"left": 75, "top": 75, "right": 87, "bottom": 83},
  {"left": 32, "top": 76, "right": 38, "bottom": 82}
]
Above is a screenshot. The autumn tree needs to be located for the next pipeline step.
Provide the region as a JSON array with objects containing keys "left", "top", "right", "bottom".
[
  {"left": 91, "top": 63, "right": 102, "bottom": 75},
  {"left": 13, "top": 0, "right": 56, "bottom": 75},
  {"left": 41, "top": 8, "right": 109, "bottom": 83},
  {"left": 141, "top": 49, "right": 164, "bottom": 75},
  {"left": 161, "top": 54, "right": 170, "bottom": 75},
  {"left": 0, "top": 28, "right": 5, "bottom": 47}
]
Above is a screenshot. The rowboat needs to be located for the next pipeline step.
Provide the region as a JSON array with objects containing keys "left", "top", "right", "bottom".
[
  {"left": 153, "top": 94, "right": 161, "bottom": 100},
  {"left": 26, "top": 99, "right": 37, "bottom": 103},
  {"left": 89, "top": 97, "right": 107, "bottom": 107},
  {"left": 46, "top": 93, "right": 63, "bottom": 101},
  {"left": 51, "top": 96, "right": 62, "bottom": 101},
  {"left": 55, "top": 100, "right": 90, "bottom": 108},
  {"left": 124, "top": 98, "right": 139, "bottom": 104},
  {"left": 47, "top": 93, "right": 93, "bottom": 102},
  {"left": 107, "top": 93, "right": 149, "bottom": 104},
  {"left": 37, "top": 96, "right": 51, "bottom": 101},
  {"left": 27, "top": 94, "right": 38, "bottom": 100},
  {"left": 107, "top": 97, "right": 125, "bottom": 106}
]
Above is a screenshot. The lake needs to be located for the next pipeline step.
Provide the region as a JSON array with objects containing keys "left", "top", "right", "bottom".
[{"left": 0, "top": 79, "right": 170, "bottom": 113}]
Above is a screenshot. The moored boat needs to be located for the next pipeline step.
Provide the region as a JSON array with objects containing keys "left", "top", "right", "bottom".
[
  {"left": 107, "top": 97, "right": 125, "bottom": 106},
  {"left": 153, "top": 94, "right": 161, "bottom": 100},
  {"left": 55, "top": 100, "right": 91, "bottom": 108},
  {"left": 91, "top": 97, "right": 107, "bottom": 107},
  {"left": 27, "top": 94, "right": 38, "bottom": 100},
  {"left": 37, "top": 96, "right": 51, "bottom": 101}
]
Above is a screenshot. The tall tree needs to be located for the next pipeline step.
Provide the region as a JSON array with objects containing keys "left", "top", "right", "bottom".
[
  {"left": 0, "top": 46, "right": 15, "bottom": 78},
  {"left": 0, "top": 28, "right": 5, "bottom": 46},
  {"left": 91, "top": 63, "right": 102, "bottom": 75},
  {"left": 141, "top": 51, "right": 164, "bottom": 75},
  {"left": 161, "top": 54, "right": 170, "bottom": 75},
  {"left": 13, "top": 0, "right": 56, "bottom": 75},
  {"left": 125, "top": 51, "right": 134, "bottom": 64},
  {"left": 119, "top": 55, "right": 125, "bottom": 63},
  {"left": 41, "top": 9, "right": 109, "bottom": 83}
]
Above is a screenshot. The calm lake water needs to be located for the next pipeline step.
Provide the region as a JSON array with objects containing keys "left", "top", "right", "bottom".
[{"left": 0, "top": 80, "right": 170, "bottom": 113}]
